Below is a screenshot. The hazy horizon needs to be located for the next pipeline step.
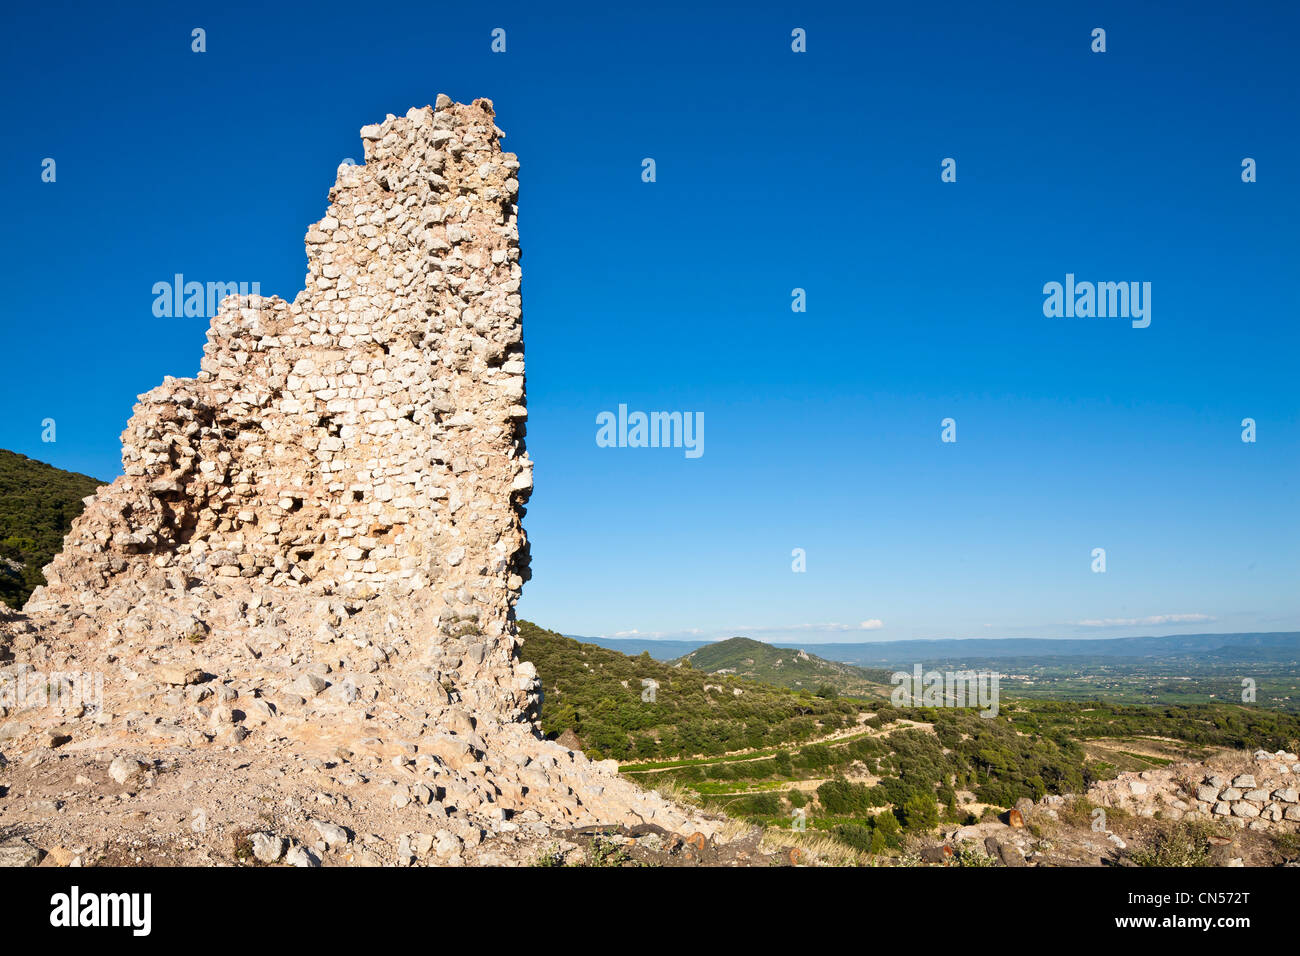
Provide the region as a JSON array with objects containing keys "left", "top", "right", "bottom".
[{"left": 572, "top": 628, "right": 1300, "bottom": 647}]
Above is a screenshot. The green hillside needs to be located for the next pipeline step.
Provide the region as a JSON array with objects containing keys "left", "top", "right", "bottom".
[
  {"left": 516, "top": 621, "right": 862, "bottom": 761},
  {"left": 0, "top": 449, "right": 104, "bottom": 609},
  {"left": 520, "top": 621, "right": 1300, "bottom": 856},
  {"left": 677, "top": 636, "right": 894, "bottom": 699}
]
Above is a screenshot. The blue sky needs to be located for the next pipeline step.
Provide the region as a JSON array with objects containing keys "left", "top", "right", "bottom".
[{"left": 1, "top": 1, "right": 1296, "bottom": 642}]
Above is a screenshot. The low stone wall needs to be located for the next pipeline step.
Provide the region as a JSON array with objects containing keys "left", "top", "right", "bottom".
[{"left": 1087, "top": 749, "right": 1300, "bottom": 830}]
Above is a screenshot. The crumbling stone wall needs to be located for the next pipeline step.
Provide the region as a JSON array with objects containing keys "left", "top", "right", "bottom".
[
  {"left": 1087, "top": 749, "right": 1300, "bottom": 830},
  {"left": 0, "top": 101, "right": 718, "bottom": 854},
  {"left": 29, "top": 96, "right": 531, "bottom": 652}
]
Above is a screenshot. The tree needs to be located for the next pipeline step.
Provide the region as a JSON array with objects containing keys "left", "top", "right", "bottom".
[{"left": 899, "top": 792, "right": 939, "bottom": 831}]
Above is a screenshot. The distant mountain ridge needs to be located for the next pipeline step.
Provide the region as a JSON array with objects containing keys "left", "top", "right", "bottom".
[
  {"left": 578, "top": 631, "right": 1300, "bottom": 666},
  {"left": 571, "top": 636, "right": 710, "bottom": 659},
  {"left": 797, "top": 632, "right": 1300, "bottom": 667}
]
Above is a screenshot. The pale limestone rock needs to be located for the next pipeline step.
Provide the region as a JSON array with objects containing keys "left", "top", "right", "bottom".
[{"left": 251, "top": 832, "right": 286, "bottom": 863}]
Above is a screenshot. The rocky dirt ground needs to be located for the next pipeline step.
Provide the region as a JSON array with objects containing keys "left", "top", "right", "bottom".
[
  {"left": 0, "top": 742, "right": 792, "bottom": 868},
  {"left": 0, "top": 593, "right": 804, "bottom": 868}
]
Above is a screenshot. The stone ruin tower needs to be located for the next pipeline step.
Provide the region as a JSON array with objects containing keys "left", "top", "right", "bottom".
[
  {"left": 2, "top": 99, "right": 710, "bottom": 846},
  {"left": 27, "top": 97, "right": 535, "bottom": 716}
]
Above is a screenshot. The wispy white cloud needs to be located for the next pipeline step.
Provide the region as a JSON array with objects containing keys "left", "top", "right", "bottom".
[
  {"left": 608, "top": 628, "right": 705, "bottom": 639},
  {"left": 1075, "top": 613, "right": 1214, "bottom": 628},
  {"left": 728, "top": 621, "right": 886, "bottom": 634}
]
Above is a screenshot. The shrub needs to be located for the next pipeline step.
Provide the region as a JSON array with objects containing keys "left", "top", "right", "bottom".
[
  {"left": 817, "top": 779, "right": 874, "bottom": 816},
  {"left": 1128, "top": 821, "right": 1216, "bottom": 867},
  {"left": 899, "top": 792, "right": 940, "bottom": 831},
  {"left": 832, "top": 824, "right": 874, "bottom": 853}
]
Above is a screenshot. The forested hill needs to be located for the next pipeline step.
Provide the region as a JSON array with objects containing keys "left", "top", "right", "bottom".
[
  {"left": 0, "top": 449, "right": 103, "bottom": 608},
  {"left": 515, "top": 620, "right": 862, "bottom": 761},
  {"left": 676, "top": 636, "right": 893, "bottom": 698}
]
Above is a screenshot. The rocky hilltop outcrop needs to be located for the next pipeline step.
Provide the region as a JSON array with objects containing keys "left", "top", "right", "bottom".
[{"left": 0, "top": 99, "right": 722, "bottom": 867}]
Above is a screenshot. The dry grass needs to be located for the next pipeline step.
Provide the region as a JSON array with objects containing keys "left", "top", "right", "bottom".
[
  {"left": 646, "top": 779, "right": 702, "bottom": 808},
  {"left": 759, "top": 827, "right": 874, "bottom": 867},
  {"left": 714, "top": 817, "right": 754, "bottom": 843}
]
